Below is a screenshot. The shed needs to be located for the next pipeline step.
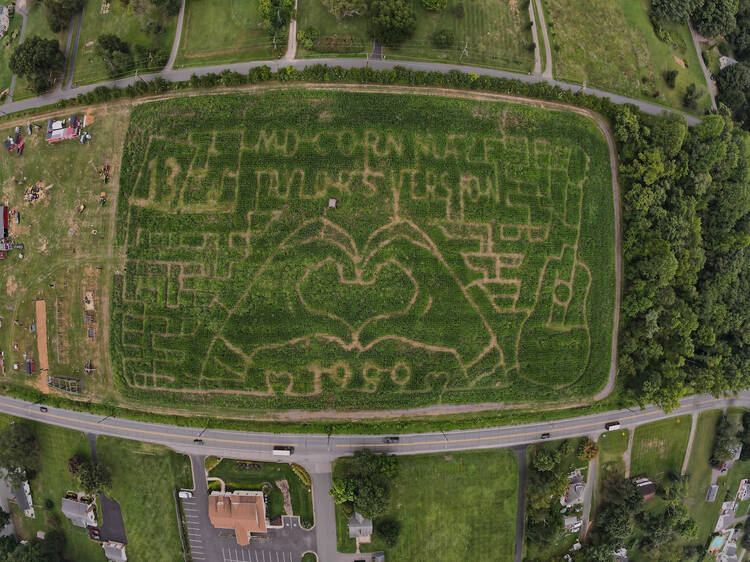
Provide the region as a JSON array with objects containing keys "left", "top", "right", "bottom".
[
  {"left": 706, "top": 484, "right": 719, "bottom": 502},
  {"left": 102, "top": 541, "right": 128, "bottom": 562}
]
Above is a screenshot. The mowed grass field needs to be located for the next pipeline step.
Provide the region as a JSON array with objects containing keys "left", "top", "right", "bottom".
[
  {"left": 174, "top": 0, "right": 285, "bottom": 67},
  {"left": 630, "top": 416, "right": 691, "bottom": 480},
  {"left": 541, "top": 0, "right": 711, "bottom": 112},
  {"left": 111, "top": 89, "right": 615, "bottom": 412},
  {"left": 337, "top": 450, "right": 518, "bottom": 560},
  {"left": 298, "top": 0, "right": 535, "bottom": 72},
  {"left": 72, "top": 0, "right": 178, "bottom": 86},
  {"left": 97, "top": 436, "right": 192, "bottom": 561},
  {"left": 0, "top": 16, "right": 23, "bottom": 95},
  {"left": 0, "top": 105, "right": 131, "bottom": 400}
]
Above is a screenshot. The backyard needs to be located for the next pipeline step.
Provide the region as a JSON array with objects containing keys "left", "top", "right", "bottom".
[
  {"left": 71, "top": 0, "right": 178, "bottom": 86},
  {"left": 206, "top": 458, "right": 314, "bottom": 526},
  {"left": 112, "top": 88, "right": 615, "bottom": 412},
  {"left": 630, "top": 416, "right": 691, "bottom": 481},
  {"left": 174, "top": 0, "right": 286, "bottom": 67},
  {"left": 541, "top": 0, "right": 711, "bottom": 112},
  {"left": 96, "top": 436, "right": 192, "bottom": 561},
  {"left": 335, "top": 449, "right": 518, "bottom": 560}
]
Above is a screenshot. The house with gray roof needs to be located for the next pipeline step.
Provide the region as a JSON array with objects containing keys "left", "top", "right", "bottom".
[
  {"left": 61, "top": 494, "right": 96, "bottom": 528},
  {"left": 102, "top": 541, "right": 127, "bottom": 561},
  {"left": 348, "top": 512, "right": 373, "bottom": 538},
  {"left": 0, "top": 6, "right": 8, "bottom": 38}
]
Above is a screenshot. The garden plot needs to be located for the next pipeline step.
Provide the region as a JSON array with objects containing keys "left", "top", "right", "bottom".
[{"left": 112, "top": 89, "right": 614, "bottom": 411}]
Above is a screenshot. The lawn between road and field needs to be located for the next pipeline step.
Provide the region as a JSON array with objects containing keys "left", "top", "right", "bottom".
[
  {"left": 297, "top": 0, "right": 536, "bottom": 73},
  {"left": 333, "top": 449, "right": 518, "bottom": 560},
  {"left": 541, "top": 0, "right": 712, "bottom": 113},
  {"left": 110, "top": 88, "right": 615, "bottom": 412},
  {"left": 629, "top": 415, "right": 691, "bottom": 481}
]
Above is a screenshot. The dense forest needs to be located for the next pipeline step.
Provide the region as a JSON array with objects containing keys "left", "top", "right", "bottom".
[{"left": 616, "top": 105, "right": 750, "bottom": 409}]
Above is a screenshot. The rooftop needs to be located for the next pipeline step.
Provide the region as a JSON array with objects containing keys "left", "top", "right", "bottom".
[
  {"left": 348, "top": 512, "right": 373, "bottom": 538},
  {"left": 208, "top": 491, "right": 267, "bottom": 546}
]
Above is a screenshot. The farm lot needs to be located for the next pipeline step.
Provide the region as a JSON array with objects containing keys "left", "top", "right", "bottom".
[
  {"left": 206, "top": 457, "right": 314, "bottom": 525},
  {"left": 630, "top": 416, "right": 691, "bottom": 481},
  {"left": 72, "top": 0, "right": 178, "bottom": 87},
  {"left": 111, "top": 89, "right": 615, "bottom": 412},
  {"left": 334, "top": 449, "right": 518, "bottom": 560},
  {"left": 541, "top": 0, "right": 711, "bottom": 112},
  {"left": 174, "top": 0, "right": 286, "bottom": 68},
  {"left": 298, "top": 0, "right": 536, "bottom": 73},
  {"left": 0, "top": 105, "right": 131, "bottom": 400}
]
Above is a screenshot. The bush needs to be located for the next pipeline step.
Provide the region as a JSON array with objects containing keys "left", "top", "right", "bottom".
[
  {"left": 297, "top": 27, "right": 320, "bottom": 49},
  {"left": 664, "top": 69, "right": 678, "bottom": 88},
  {"left": 431, "top": 29, "right": 454, "bottom": 49},
  {"left": 292, "top": 463, "right": 312, "bottom": 486},
  {"left": 375, "top": 517, "right": 401, "bottom": 547},
  {"left": 421, "top": 0, "right": 447, "bottom": 11},
  {"left": 683, "top": 82, "right": 699, "bottom": 109},
  {"left": 451, "top": 2, "right": 464, "bottom": 17},
  {"left": 370, "top": 0, "right": 416, "bottom": 45}
]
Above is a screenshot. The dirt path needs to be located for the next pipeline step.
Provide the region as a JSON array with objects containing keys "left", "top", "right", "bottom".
[
  {"left": 623, "top": 428, "right": 635, "bottom": 477},
  {"left": 34, "top": 300, "right": 50, "bottom": 392},
  {"left": 529, "top": 0, "right": 542, "bottom": 76},
  {"left": 682, "top": 412, "right": 698, "bottom": 475},
  {"left": 534, "top": 0, "right": 553, "bottom": 79}
]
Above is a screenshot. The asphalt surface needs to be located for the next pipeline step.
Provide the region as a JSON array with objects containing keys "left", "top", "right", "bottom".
[
  {"left": 0, "top": 56, "right": 702, "bottom": 125},
  {"left": 533, "top": 0, "right": 553, "bottom": 80}
]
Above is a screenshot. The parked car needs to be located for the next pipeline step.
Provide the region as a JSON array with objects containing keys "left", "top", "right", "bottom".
[
  {"left": 88, "top": 528, "right": 101, "bottom": 541},
  {"left": 178, "top": 491, "right": 193, "bottom": 499},
  {"left": 540, "top": 432, "right": 551, "bottom": 439},
  {"left": 193, "top": 439, "right": 204, "bottom": 445},
  {"left": 383, "top": 436, "right": 400, "bottom": 444}
]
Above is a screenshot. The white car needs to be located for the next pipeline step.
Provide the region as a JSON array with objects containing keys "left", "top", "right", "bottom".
[{"left": 178, "top": 491, "right": 193, "bottom": 499}]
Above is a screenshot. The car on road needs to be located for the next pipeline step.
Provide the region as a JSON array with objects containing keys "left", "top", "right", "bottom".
[
  {"left": 193, "top": 439, "right": 204, "bottom": 445},
  {"left": 540, "top": 432, "right": 551, "bottom": 439},
  {"left": 604, "top": 421, "right": 621, "bottom": 431},
  {"left": 272, "top": 446, "right": 294, "bottom": 456},
  {"left": 39, "top": 406, "right": 47, "bottom": 413},
  {"left": 178, "top": 491, "right": 193, "bottom": 499},
  {"left": 383, "top": 436, "right": 400, "bottom": 444}
]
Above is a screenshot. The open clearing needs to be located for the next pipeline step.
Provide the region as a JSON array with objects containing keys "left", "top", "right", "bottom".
[
  {"left": 298, "top": 0, "right": 536, "bottom": 73},
  {"left": 111, "top": 88, "right": 615, "bottom": 412},
  {"left": 334, "top": 449, "right": 518, "bottom": 560},
  {"left": 174, "top": 0, "right": 286, "bottom": 67},
  {"left": 541, "top": 0, "right": 711, "bottom": 112},
  {"left": 630, "top": 415, "right": 691, "bottom": 481}
]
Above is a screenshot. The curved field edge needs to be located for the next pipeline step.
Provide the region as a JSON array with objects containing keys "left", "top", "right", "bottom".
[{"left": 109, "top": 87, "right": 618, "bottom": 412}]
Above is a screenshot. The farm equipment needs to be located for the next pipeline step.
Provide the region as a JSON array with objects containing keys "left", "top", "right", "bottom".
[
  {"left": 24, "top": 182, "right": 52, "bottom": 204},
  {"left": 84, "top": 359, "right": 95, "bottom": 374},
  {"left": 76, "top": 204, "right": 85, "bottom": 214},
  {"left": 99, "top": 192, "right": 106, "bottom": 206},
  {"left": 98, "top": 164, "right": 110, "bottom": 183}
]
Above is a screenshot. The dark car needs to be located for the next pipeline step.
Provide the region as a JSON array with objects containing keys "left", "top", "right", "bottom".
[
  {"left": 540, "top": 432, "right": 551, "bottom": 439},
  {"left": 193, "top": 439, "right": 204, "bottom": 445},
  {"left": 39, "top": 406, "right": 47, "bottom": 413},
  {"left": 383, "top": 436, "right": 400, "bottom": 444}
]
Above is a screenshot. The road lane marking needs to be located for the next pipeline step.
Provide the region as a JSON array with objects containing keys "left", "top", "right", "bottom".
[{"left": 335, "top": 399, "right": 724, "bottom": 447}]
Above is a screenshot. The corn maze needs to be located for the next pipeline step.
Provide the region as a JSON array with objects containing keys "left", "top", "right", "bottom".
[{"left": 111, "top": 90, "right": 615, "bottom": 410}]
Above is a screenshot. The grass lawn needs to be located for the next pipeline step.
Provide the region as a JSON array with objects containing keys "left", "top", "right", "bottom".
[
  {"left": 0, "top": 104, "right": 131, "bottom": 401},
  {"left": 630, "top": 415, "right": 691, "bottom": 481},
  {"left": 0, "top": 16, "right": 23, "bottom": 96},
  {"left": 207, "top": 458, "right": 314, "bottom": 525},
  {"left": 12, "top": 1, "right": 67, "bottom": 100},
  {"left": 71, "top": 0, "right": 178, "bottom": 87},
  {"left": 296, "top": 1, "right": 370, "bottom": 58},
  {"left": 0, "top": 415, "right": 103, "bottom": 561},
  {"left": 96, "top": 436, "right": 192, "bottom": 562},
  {"left": 541, "top": 0, "right": 711, "bottom": 112},
  {"left": 335, "top": 450, "right": 518, "bottom": 560},
  {"left": 596, "top": 428, "right": 629, "bottom": 508},
  {"left": 174, "top": 0, "right": 285, "bottom": 68}
]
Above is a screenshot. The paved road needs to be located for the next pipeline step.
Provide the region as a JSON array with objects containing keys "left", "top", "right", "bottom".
[
  {"left": 690, "top": 21, "right": 717, "bottom": 110},
  {"left": 0, "top": 56, "right": 701, "bottom": 125},
  {"left": 533, "top": 0, "right": 553, "bottom": 80},
  {"left": 579, "top": 455, "right": 597, "bottom": 541},
  {"left": 166, "top": 0, "right": 187, "bottom": 71},
  {"left": 64, "top": 9, "right": 84, "bottom": 90},
  {"left": 282, "top": 0, "right": 298, "bottom": 61},
  {"left": 528, "top": 0, "right": 541, "bottom": 76}
]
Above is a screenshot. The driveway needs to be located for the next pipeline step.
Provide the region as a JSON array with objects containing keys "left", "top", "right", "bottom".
[{"left": 99, "top": 493, "right": 127, "bottom": 544}]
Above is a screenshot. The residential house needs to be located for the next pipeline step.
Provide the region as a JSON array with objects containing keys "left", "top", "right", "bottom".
[
  {"left": 720, "top": 56, "right": 738, "bottom": 70},
  {"left": 12, "top": 480, "right": 34, "bottom": 518},
  {"left": 348, "top": 512, "right": 373, "bottom": 539},
  {"left": 563, "top": 515, "right": 582, "bottom": 533},
  {"left": 634, "top": 477, "right": 656, "bottom": 502},
  {"left": 560, "top": 470, "right": 585, "bottom": 507},
  {"left": 736, "top": 479, "right": 750, "bottom": 501},
  {"left": 207, "top": 491, "right": 267, "bottom": 546},
  {"left": 0, "top": 6, "right": 8, "bottom": 38},
  {"left": 714, "top": 501, "right": 738, "bottom": 533},
  {"left": 61, "top": 493, "right": 96, "bottom": 528},
  {"left": 102, "top": 541, "right": 127, "bottom": 562}
]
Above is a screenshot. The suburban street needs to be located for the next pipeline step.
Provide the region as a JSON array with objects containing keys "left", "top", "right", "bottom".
[{"left": 0, "top": 392, "right": 748, "bottom": 560}]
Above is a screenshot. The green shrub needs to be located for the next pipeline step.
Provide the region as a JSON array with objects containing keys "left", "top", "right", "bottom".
[
  {"left": 421, "top": 0, "right": 447, "bottom": 11},
  {"left": 451, "top": 2, "right": 464, "bottom": 17},
  {"left": 292, "top": 463, "right": 312, "bottom": 487},
  {"left": 664, "top": 69, "right": 678, "bottom": 88},
  {"left": 431, "top": 29, "right": 455, "bottom": 49}
]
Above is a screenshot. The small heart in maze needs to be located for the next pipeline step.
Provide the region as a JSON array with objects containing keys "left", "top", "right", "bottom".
[{"left": 297, "top": 259, "right": 418, "bottom": 333}]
